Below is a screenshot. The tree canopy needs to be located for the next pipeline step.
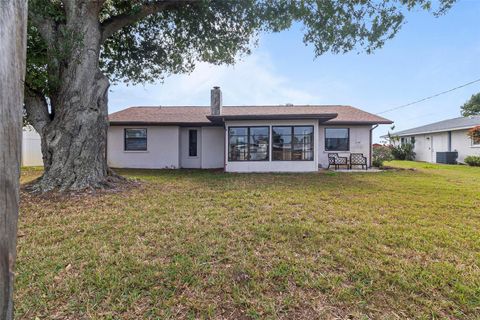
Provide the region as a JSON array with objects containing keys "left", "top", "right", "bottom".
[
  {"left": 27, "top": 0, "right": 456, "bottom": 92},
  {"left": 461, "top": 92, "right": 480, "bottom": 117}
]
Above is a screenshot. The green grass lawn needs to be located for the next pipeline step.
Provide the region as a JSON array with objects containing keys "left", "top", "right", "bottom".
[{"left": 16, "top": 161, "right": 480, "bottom": 319}]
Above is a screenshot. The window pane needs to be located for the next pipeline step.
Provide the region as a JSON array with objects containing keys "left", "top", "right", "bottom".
[
  {"left": 249, "top": 127, "right": 269, "bottom": 160},
  {"left": 189, "top": 130, "right": 197, "bottom": 157},
  {"left": 273, "top": 126, "right": 314, "bottom": 161},
  {"left": 125, "top": 128, "right": 146, "bottom": 138},
  {"left": 229, "top": 127, "right": 269, "bottom": 161},
  {"left": 125, "top": 138, "right": 147, "bottom": 151},
  {"left": 273, "top": 134, "right": 292, "bottom": 144},
  {"left": 250, "top": 127, "right": 269, "bottom": 137},
  {"left": 293, "top": 144, "right": 313, "bottom": 160},
  {"left": 326, "top": 128, "right": 348, "bottom": 139},
  {"left": 229, "top": 135, "right": 248, "bottom": 145},
  {"left": 229, "top": 147, "right": 248, "bottom": 161},
  {"left": 272, "top": 126, "right": 291, "bottom": 160},
  {"left": 229, "top": 134, "right": 248, "bottom": 161},
  {"left": 229, "top": 127, "right": 247, "bottom": 136},
  {"left": 273, "top": 143, "right": 292, "bottom": 160},
  {"left": 229, "top": 127, "right": 248, "bottom": 161},
  {"left": 294, "top": 126, "right": 313, "bottom": 135},
  {"left": 325, "top": 128, "right": 349, "bottom": 151},
  {"left": 272, "top": 126, "right": 291, "bottom": 136},
  {"left": 293, "top": 134, "right": 312, "bottom": 144},
  {"left": 473, "top": 136, "right": 480, "bottom": 145}
]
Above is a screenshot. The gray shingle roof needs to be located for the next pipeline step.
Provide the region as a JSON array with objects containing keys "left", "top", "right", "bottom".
[{"left": 393, "top": 116, "right": 480, "bottom": 136}]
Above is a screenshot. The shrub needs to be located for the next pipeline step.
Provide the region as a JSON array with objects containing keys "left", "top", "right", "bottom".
[
  {"left": 467, "top": 126, "right": 480, "bottom": 145},
  {"left": 372, "top": 145, "right": 393, "bottom": 167},
  {"left": 464, "top": 156, "right": 480, "bottom": 167},
  {"left": 391, "top": 143, "right": 415, "bottom": 161}
]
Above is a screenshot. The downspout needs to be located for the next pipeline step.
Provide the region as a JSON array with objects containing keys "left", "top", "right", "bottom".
[
  {"left": 223, "top": 123, "right": 227, "bottom": 172},
  {"left": 447, "top": 131, "right": 452, "bottom": 152},
  {"left": 105, "top": 120, "right": 109, "bottom": 168},
  {"left": 369, "top": 124, "right": 379, "bottom": 167}
]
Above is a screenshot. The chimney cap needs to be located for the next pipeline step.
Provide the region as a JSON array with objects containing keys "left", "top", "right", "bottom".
[{"left": 213, "top": 86, "right": 220, "bottom": 89}]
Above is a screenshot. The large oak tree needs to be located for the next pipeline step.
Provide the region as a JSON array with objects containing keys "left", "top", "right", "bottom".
[{"left": 26, "top": 0, "right": 455, "bottom": 192}]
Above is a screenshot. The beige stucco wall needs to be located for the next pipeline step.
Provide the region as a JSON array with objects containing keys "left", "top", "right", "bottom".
[
  {"left": 201, "top": 127, "right": 225, "bottom": 169},
  {"left": 224, "top": 119, "right": 319, "bottom": 172},
  {"left": 22, "top": 127, "right": 43, "bottom": 166},
  {"left": 318, "top": 125, "right": 373, "bottom": 168},
  {"left": 451, "top": 129, "right": 480, "bottom": 163},
  {"left": 107, "top": 126, "right": 180, "bottom": 169}
]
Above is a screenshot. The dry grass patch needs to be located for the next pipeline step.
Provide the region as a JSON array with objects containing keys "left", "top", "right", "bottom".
[{"left": 15, "top": 162, "right": 480, "bottom": 319}]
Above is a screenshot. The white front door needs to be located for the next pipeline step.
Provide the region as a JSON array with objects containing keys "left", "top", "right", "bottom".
[{"left": 180, "top": 127, "right": 202, "bottom": 168}]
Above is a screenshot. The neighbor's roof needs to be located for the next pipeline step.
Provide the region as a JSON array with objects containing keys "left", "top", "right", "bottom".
[
  {"left": 108, "top": 105, "right": 393, "bottom": 125},
  {"left": 391, "top": 116, "right": 480, "bottom": 137}
]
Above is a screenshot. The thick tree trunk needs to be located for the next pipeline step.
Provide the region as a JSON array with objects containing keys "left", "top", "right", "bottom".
[
  {"left": 26, "top": 8, "right": 119, "bottom": 192},
  {"left": 35, "top": 70, "right": 111, "bottom": 192},
  {"left": 0, "top": 0, "right": 28, "bottom": 319}
]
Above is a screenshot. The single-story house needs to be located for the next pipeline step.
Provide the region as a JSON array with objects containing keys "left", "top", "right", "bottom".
[
  {"left": 107, "top": 87, "right": 392, "bottom": 172},
  {"left": 389, "top": 116, "right": 480, "bottom": 163}
]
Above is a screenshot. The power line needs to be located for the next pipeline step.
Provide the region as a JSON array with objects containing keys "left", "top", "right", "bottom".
[{"left": 376, "top": 77, "right": 480, "bottom": 115}]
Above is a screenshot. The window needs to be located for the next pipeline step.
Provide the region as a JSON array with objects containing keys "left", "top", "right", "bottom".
[
  {"left": 124, "top": 128, "right": 147, "bottom": 151},
  {"left": 228, "top": 127, "right": 269, "bottom": 161},
  {"left": 473, "top": 135, "right": 480, "bottom": 146},
  {"left": 401, "top": 137, "right": 414, "bottom": 146},
  {"left": 325, "top": 128, "right": 349, "bottom": 151},
  {"left": 272, "top": 126, "right": 314, "bottom": 161},
  {"left": 189, "top": 130, "right": 198, "bottom": 157}
]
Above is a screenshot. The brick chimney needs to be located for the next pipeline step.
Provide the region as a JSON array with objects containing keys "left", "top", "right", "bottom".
[{"left": 210, "top": 86, "right": 222, "bottom": 116}]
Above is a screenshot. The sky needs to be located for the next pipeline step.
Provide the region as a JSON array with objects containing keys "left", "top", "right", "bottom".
[{"left": 109, "top": 0, "right": 480, "bottom": 142}]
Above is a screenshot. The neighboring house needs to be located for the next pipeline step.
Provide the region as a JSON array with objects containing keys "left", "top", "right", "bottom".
[
  {"left": 108, "top": 87, "right": 392, "bottom": 172},
  {"left": 389, "top": 116, "right": 480, "bottom": 163},
  {"left": 22, "top": 126, "right": 43, "bottom": 166}
]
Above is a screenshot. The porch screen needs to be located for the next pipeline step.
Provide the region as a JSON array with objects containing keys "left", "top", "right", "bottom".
[
  {"left": 228, "top": 127, "right": 269, "bottom": 161},
  {"left": 272, "top": 126, "right": 314, "bottom": 161}
]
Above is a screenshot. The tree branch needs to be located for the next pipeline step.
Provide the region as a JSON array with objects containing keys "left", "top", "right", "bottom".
[
  {"left": 28, "top": 11, "right": 56, "bottom": 47},
  {"left": 100, "top": 0, "right": 198, "bottom": 43},
  {"left": 24, "top": 88, "right": 51, "bottom": 134}
]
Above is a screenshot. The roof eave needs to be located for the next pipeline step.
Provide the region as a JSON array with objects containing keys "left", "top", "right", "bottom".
[
  {"left": 206, "top": 113, "right": 339, "bottom": 123},
  {"left": 325, "top": 120, "right": 393, "bottom": 125},
  {"left": 109, "top": 121, "right": 217, "bottom": 127},
  {"left": 393, "top": 125, "right": 477, "bottom": 137}
]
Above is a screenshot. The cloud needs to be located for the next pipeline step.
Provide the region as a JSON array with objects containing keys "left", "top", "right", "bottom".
[{"left": 108, "top": 51, "right": 322, "bottom": 112}]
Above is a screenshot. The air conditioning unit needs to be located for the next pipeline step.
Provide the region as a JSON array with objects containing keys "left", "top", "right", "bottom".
[{"left": 436, "top": 152, "right": 458, "bottom": 164}]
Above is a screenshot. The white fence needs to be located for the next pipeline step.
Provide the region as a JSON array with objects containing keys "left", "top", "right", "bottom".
[{"left": 22, "top": 127, "right": 43, "bottom": 166}]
